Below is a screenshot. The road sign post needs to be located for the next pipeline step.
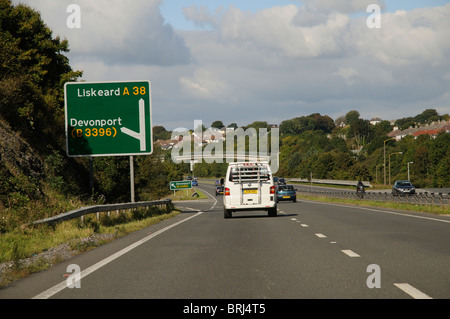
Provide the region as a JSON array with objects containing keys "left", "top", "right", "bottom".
[
  {"left": 170, "top": 181, "right": 192, "bottom": 197},
  {"left": 65, "top": 80, "right": 152, "bottom": 202}
]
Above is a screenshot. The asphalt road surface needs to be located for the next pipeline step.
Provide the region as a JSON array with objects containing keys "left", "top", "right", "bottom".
[{"left": 1, "top": 182, "right": 449, "bottom": 301}]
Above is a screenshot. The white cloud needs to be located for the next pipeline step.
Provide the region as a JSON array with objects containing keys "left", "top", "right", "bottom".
[
  {"left": 182, "top": 5, "right": 222, "bottom": 29},
  {"left": 12, "top": 0, "right": 450, "bottom": 129},
  {"left": 299, "top": 0, "right": 386, "bottom": 14},
  {"left": 333, "top": 67, "right": 359, "bottom": 85},
  {"left": 179, "top": 68, "right": 228, "bottom": 100},
  {"left": 18, "top": 0, "right": 190, "bottom": 67},
  {"left": 177, "top": 2, "right": 450, "bottom": 126},
  {"left": 353, "top": 5, "right": 450, "bottom": 67}
]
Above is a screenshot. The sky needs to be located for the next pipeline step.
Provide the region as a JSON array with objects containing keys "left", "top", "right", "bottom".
[{"left": 13, "top": 0, "right": 450, "bottom": 131}]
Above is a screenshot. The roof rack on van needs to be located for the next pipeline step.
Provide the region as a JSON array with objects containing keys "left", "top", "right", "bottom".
[{"left": 229, "top": 162, "right": 270, "bottom": 182}]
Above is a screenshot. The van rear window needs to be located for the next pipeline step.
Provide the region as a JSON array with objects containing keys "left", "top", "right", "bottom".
[{"left": 229, "top": 165, "right": 270, "bottom": 182}]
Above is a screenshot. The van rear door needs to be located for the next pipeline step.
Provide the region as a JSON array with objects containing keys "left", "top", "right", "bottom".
[{"left": 241, "top": 182, "right": 261, "bottom": 205}]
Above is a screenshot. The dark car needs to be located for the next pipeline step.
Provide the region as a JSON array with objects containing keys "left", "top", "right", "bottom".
[
  {"left": 276, "top": 185, "right": 296, "bottom": 202},
  {"left": 216, "top": 186, "right": 224, "bottom": 196},
  {"left": 392, "top": 180, "right": 416, "bottom": 196},
  {"left": 278, "top": 178, "right": 286, "bottom": 185}
]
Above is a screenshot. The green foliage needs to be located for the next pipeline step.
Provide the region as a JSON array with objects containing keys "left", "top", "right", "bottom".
[
  {"left": 211, "top": 120, "right": 225, "bottom": 129},
  {"left": 92, "top": 157, "right": 130, "bottom": 202},
  {"left": 153, "top": 125, "right": 172, "bottom": 140},
  {"left": 280, "top": 113, "right": 335, "bottom": 136},
  {"left": 395, "top": 109, "right": 445, "bottom": 130},
  {"left": 345, "top": 110, "right": 360, "bottom": 125},
  {"left": 1, "top": 1, "right": 87, "bottom": 213},
  {"left": 0, "top": 0, "right": 82, "bottom": 137},
  {"left": 134, "top": 148, "right": 185, "bottom": 201},
  {"left": 193, "top": 161, "right": 227, "bottom": 178},
  {"left": 397, "top": 132, "right": 450, "bottom": 187},
  {"left": 278, "top": 109, "right": 449, "bottom": 188}
]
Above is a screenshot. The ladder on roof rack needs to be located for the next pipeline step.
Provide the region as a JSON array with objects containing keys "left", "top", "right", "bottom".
[{"left": 230, "top": 163, "right": 269, "bottom": 183}]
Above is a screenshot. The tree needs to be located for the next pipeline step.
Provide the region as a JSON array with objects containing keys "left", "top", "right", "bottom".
[
  {"left": 312, "top": 114, "right": 335, "bottom": 133},
  {"left": 280, "top": 113, "right": 332, "bottom": 135},
  {"left": 246, "top": 121, "right": 269, "bottom": 130},
  {"left": 330, "top": 136, "right": 348, "bottom": 153},
  {"left": 372, "top": 120, "right": 392, "bottom": 136},
  {"left": 348, "top": 118, "right": 372, "bottom": 146},
  {"left": 211, "top": 120, "right": 224, "bottom": 129},
  {"left": 414, "top": 109, "right": 439, "bottom": 124},
  {"left": 153, "top": 126, "right": 171, "bottom": 140},
  {"left": 345, "top": 110, "right": 360, "bottom": 126},
  {"left": 287, "top": 152, "right": 301, "bottom": 172},
  {"left": 0, "top": 0, "right": 86, "bottom": 212},
  {"left": 0, "top": 0, "right": 82, "bottom": 142}
]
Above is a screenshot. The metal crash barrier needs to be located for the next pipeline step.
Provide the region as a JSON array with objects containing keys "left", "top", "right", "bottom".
[{"left": 32, "top": 199, "right": 173, "bottom": 226}]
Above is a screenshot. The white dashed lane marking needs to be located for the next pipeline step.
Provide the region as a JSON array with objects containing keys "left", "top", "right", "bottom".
[
  {"left": 394, "top": 283, "right": 432, "bottom": 299},
  {"left": 289, "top": 207, "right": 433, "bottom": 299},
  {"left": 341, "top": 250, "right": 360, "bottom": 257}
]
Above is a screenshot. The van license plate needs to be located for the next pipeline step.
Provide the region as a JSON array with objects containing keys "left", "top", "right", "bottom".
[{"left": 244, "top": 189, "right": 257, "bottom": 194}]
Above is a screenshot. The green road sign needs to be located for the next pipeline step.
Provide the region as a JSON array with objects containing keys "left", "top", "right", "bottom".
[
  {"left": 170, "top": 181, "right": 192, "bottom": 190},
  {"left": 64, "top": 81, "right": 152, "bottom": 157}
]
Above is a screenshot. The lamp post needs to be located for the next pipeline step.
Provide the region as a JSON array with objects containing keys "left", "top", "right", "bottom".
[
  {"left": 389, "top": 152, "right": 403, "bottom": 185},
  {"left": 384, "top": 137, "right": 396, "bottom": 185},
  {"left": 407, "top": 161, "right": 414, "bottom": 181}
]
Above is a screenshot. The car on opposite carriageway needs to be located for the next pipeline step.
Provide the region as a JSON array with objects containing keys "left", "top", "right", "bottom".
[{"left": 392, "top": 180, "right": 416, "bottom": 196}]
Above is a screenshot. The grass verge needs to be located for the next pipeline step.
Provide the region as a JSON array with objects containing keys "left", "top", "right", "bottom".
[
  {"left": 169, "top": 187, "right": 208, "bottom": 201},
  {"left": 296, "top": 193, "right": 450, "bottom": 215},
  {"left": 0, "top": 207, "right": 180, "bottom": 288}
]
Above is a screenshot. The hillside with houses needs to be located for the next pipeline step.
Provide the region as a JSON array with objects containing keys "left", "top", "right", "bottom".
[
  {"left": 388, "top": 120, "right": 450, "bottom": 140},
  {"left": 153, "top": 109, "right": 449, "bottom": 188}
]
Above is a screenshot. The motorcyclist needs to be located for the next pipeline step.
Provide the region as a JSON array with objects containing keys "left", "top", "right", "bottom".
[{"left": 356, "top": 181, "right": 365, "bottom": 197}]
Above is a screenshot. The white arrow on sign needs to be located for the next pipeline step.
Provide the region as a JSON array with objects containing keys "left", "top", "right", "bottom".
[{"left": 121, "top": 98, "right": 146, "bottom": 151}]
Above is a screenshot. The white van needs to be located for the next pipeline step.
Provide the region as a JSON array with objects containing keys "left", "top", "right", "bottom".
[{"left": 223, "top": 161, "right": 277, "bottom": 218}]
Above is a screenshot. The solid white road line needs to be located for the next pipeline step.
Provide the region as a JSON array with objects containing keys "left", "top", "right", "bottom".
[
  {"left": 394, "top": 283, "right": 432, "bottom": 299},
  {"left": 34, "top": 185, "right": 219, "bottom": 299},
  {"left": 32, "top": 211, "right": 204, "bottom": 299},
  {"left": 300, "top": 199, "right": 450, "bottom": 224},
  {"left": 197, "top": 186, "right": 218, "bottom": 210}
]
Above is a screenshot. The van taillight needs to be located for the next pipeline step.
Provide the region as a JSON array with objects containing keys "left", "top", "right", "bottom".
[
  {"left": 270, "top": 186, "right": 275, "bottom": 194},
  {"left": 225, "top": 188, "right": 230, "bottom": 196}
]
